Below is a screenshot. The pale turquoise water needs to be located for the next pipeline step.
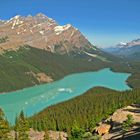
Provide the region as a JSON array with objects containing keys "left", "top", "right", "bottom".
[{"left": 0, "top": 68, "right": 130, "bottom": 124}]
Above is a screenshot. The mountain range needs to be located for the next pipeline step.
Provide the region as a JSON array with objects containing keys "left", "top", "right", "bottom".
[
  {"left": 0, "top": 13, "right": 96, "bottom": 55},
  {"left": 1, "top": 13, "right": 140, "bottom": 92},
  {"left": 104, "top": 39, "right": 140, "bottom": 60},
  {"left": 0, "top": 13, "right": 119, "bottom": 92}
]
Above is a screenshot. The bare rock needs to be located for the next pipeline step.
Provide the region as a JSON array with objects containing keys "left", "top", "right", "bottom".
[
  {"left": 0, "top": 13, "right": 93, "bottom": 54},
  {"left": 96, "top": 124, "right": 111, "bottom": 136},
  {"left": 26, "top": 71, "right": 53, "bottom": 83},
  {"left": 29, "top": 129, "right": 68, "bottom": 140},
  {"left": 36, "top": 73, "right": 53, "bottom": 83}
]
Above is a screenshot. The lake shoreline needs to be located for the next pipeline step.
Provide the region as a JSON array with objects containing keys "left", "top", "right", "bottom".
[
  {"left": 0, "top": 67, "right": 132, "bottom": 95},
  {"left": 0, "top": 68, "right": 131, "bottom": 124}
]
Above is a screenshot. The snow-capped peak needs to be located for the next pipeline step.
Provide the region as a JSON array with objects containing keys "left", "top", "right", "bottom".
[
  {"left": 54, "top": 24, "right": 72, "bottom": 35},
  {"left": 14, "top": 15, "right": 20, "bottom": 19},
  {"left": 119, "top": 42, "right": 127, "bottom": 46},
  {"left": 36, "top": 13, "right": 46, "bottom": 17},
  {"left": 6, "top": 15, "right": 20, "bottom": 23},
  {"left": 116, "top": 42, "right": 127, "bottom": 48}
]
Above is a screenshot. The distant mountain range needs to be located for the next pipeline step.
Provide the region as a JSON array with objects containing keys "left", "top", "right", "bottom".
[{"left": 104, "top": 39, "right": 140, "bottom": 60}]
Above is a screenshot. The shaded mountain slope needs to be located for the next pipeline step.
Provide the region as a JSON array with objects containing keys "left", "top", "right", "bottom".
[{"left": 0, "top": 46, "right": 113, "bottom": 93}]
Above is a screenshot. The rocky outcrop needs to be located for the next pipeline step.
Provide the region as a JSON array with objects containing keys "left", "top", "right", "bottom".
[
  {"left": 26, "top": 71, "right": 53, "bottom": 83},
  {"left": 49, "top": 131, "right": 68, "bottom": 140},
  {"left": 29, "top": 129, "right": 68, "bottom": 140},
  {"left": 96, "top": 124, "right": 111, "bottom": 136},
  {"left": 36, "top": 73, "right": 53, "bottom": 83},
  {"left": 102, "top": 104, "right": 140, "bottom": 140},
  {"left": 10, "top": 129, "right": 68, "bottom": 140}
]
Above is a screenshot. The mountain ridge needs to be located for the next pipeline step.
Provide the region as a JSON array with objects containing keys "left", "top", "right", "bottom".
[
  {"left": 0, "top": 13, "right": 95, "bottom": 55},
  {"left": 104, "top": 39, "right": 140, "bottom": 60}
]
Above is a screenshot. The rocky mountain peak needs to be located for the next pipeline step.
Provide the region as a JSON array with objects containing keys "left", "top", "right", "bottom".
[
  {"left": 35, "top": 13, "right": 50, "bottom": 19},
  {"left": 0, "top": 13, "right": 94, "bottom": 54},
  {"left": 34, "top": 13, "right": 56, "bottom": 23},
  {"left": 127, "top": 38, "right": 140, "bottom": 47},
  {"left": 36, "top": 13, "right": 46, "bottom": 17}
]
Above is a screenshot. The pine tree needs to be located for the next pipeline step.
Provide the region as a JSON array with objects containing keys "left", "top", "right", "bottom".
[
  {"left": 88, "top": 118, "right": 96, "bottom": 132},
  {"left": 122, "top": 114, "right": 134, "bottom": 132},
  {"left": 14, "top": 117, "right": 18, "bottom": 140},
  {"left": 71, "top": 121, "right": 84, "bottom": 139},
  {"left": 122, "top": 114, "right": 134, "bottom": 139},
  {"left": 0, "top": 108, "right": 11, "bottom": 140},
  {"left": 14, "top": 111, "right": 30, "bottom": 140}
]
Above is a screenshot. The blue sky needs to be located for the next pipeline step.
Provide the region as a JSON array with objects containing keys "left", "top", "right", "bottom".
[{"left": 0, "top": 0, "right": 140, "bottom": 48}]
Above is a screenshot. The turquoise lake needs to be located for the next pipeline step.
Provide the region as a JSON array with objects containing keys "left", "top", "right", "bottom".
[{"left": 0, "top": 68, "right": 131, "bottom": 124}]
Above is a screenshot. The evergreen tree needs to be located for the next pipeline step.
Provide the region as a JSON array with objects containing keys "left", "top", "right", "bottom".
[
  {"left": 0, "top": 108, "right": 10, "bottom": 140},
  {"left": 71, "top": 121, "right": 85, "bottom": 139},
  {"left": 88, "top": 118, "right": 96, "bottom": 132},
  {"left": 14, "top": 117, "right": 18, "bottom": 140},
  {"left": 30, "top": 87, "right": 140, "bottom": 133},
  {"left": 14, "top": 111, "right": 30, "bottom": 140},
  {"left": 122, "top": 114, "right": 134, "bottom": 132},
  {"left": 122, "top": 114, "right": 134, "bottom": 138}
]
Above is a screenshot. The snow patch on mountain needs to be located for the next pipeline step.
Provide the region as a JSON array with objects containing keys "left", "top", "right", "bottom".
[
  {"left": 84, "top": 51, "right": 98, "bottom": 58},
  {"left": 119, "top": 42, "right": 127, "bottom": 46},
  {"left": 39, "top": 30, "right": 45, "bottom": 35},
  {"left": 54, "top": 24, "right": 72, "bottom": 35}
]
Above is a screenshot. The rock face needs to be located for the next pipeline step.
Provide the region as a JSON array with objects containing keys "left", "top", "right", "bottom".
[
  {"left": 102, "top": 104, "right": 140, "bottom": 140},
  {"left": 111, "top": 105, "right": 140, "bottom": 124},
  {"left": 0, "top": 13, "right": 94, "bottom": 54},
  {"left": 26, "top": 71, "right": 53, "bottom": 83},
  {"left": 96, "top": 124, "right": 111, "bottom": 136},
  {"left": 29, "top": 129, "right": 68, "bottom": 140},
  {"left": 49, "top": 131, "right": 68, "bottom": 140},
  {"left": 36, "top": 73, "right": 53, "bottom": 83},
  {"left": 11, "top": 129, "right": 68, "bottom": 140}
]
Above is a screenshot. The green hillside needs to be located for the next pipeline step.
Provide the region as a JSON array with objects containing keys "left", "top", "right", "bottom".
[
  {"left": 0, "top": 46, "right": 112, "bottom": 92},
  {"left": 0, "top": 45, "right": 140, "bottom": 92}
]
